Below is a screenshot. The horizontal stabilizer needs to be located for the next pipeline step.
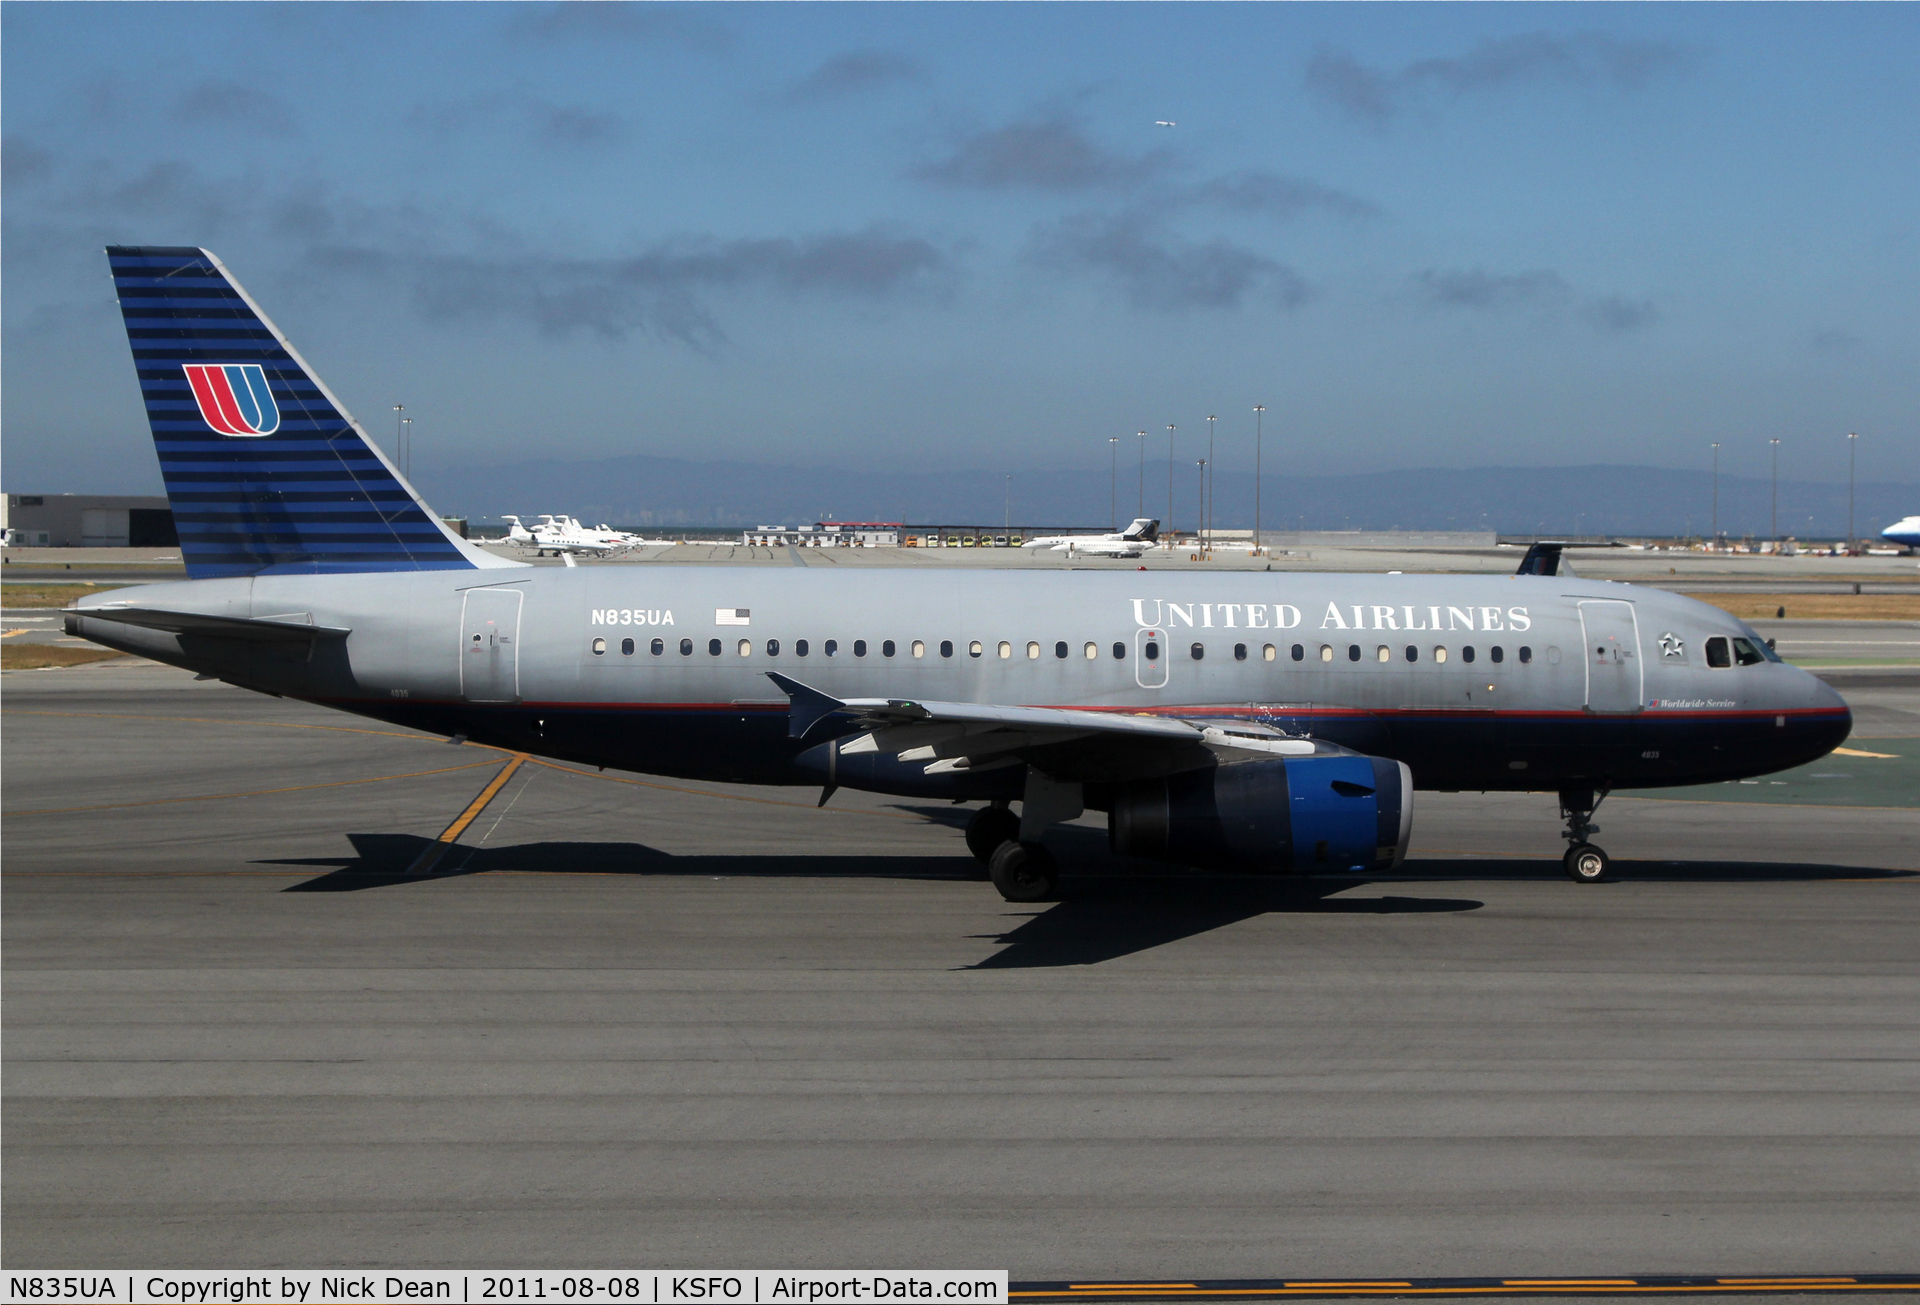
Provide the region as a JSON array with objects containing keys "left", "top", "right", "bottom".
[{"left": 65, "top": 605, "right": 350, "bottom": 642}]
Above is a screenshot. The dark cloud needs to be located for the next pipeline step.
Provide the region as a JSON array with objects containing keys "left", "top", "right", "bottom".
[
  {"left": 782, "top": 50, "right": 923, "bottom": 104},
  {"left": 407, "top": 94, "right": 625, "bottom": 147},
  {"left": 1580, "top": 295, "right": 1660, "bottom": 332},
  {"left": 1027, "top": 212, "right": 1308, "bottom": 312},
  {"left": 529, "top": 103, "right": 623, "bottom": 146},
  {"left": 315, "top": 226, "right": 952, "bottom": 346},
  {"left": 3, "top": 137, "right": 56, "bottom": 187},
  {"left": 171, "top": 80, "right": 300, "bottom": 136},
  {"left": 508, "top": 3, "right": 732, "bottom": 53},
  {"left": 1307, "top": 32, "right": 1696, "bottom": 124},
  {"left": 75, "top": 159, "right": 242, "bottom": 233},
  {"left": 1411, "top": 268, "right": 1657, "bottom": 332},
  {"left": 917, "top": 115, "right": 1177, "bottom": 192},
  {"left": 1175, "top": 170, "right": 1380, "bottom": 222}
]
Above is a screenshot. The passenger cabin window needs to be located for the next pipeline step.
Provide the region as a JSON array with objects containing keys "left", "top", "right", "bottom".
[
  {"left": 1376, "top": 645, "right": 1390, "bottom": 663},
  {"left": 795, "top": 639, "right": 808, "bottom": 657},
  {"left": 1518, "top": 646, "right": 1532, "bottom": 664},
  {"left": 765, "top": 639, "right": 779, "bottom": 657},
  {"left": 1265, "top": 644, "right": 1278, "bottom": 662},
  {"left": 1144, "top": 640, "right": 1160, "bottom": 660},
  {"left": 651, "top": 638, "right": 664, "bottom": 656},
  {"left": 1082, "top": 642, "right": 1096, "bottom": 659},
  {"left": 1291, "top": 644, "right": 1304, "bottom": 661},
  {"left": 969, "top": 641, "right": 983, "bottom": 658},
  {"left": 1434, "top": 646, "right": 1447, "bottom": 663},
  {"left": 680, "top": 638, "right": 694, "bottom": 656},
  {"left": 1056, "top": 642, "right": 1069, "bottom": 659},
  {"left": 708, "top": 639, "right": 721, "bottom": 656},
  {"left": 1320, "top": 645, "right": 1333, "bottom": 662},
  {"left": 1462, "top": 646, "right": 1476, "bottom": 663},
  {"left": 1348, "top": 645, "right": 1361, "bottom": 662},
  {"left": 738, "top": 639, "right": 752, "bottom": 657},
  {"left": 1490, "top": 646, "right": 1504, "bottom": 664},
  {"left": 1191, "top": 642, "right": 1205, "bottom": 660},
  {"left": 1234, "top": 644, "right": 1247, "bottom": 661},
  {"left": 1404, "top": 645, "right": 1418, "bottom": 662},
  {"left": 591, "top": 638, "right": 606, "bottom": 656},
  {"left": 1112, "top": 642, "right": 1126, "bottom": 659},
  {"left": 825, "top": 639, "right": 838, "bottom": 656},
  {"left": 621, "top": 638, "right": 635, "bottom": 655}
]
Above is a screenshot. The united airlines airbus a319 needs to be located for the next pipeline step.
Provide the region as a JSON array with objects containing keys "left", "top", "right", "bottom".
[{"left": 67, "top": 247, "right": 1852, "bottom": 900}]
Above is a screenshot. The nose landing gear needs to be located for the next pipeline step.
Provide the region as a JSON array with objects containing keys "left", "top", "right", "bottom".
[{"left": 1559, "top": 783, "right": 1613, "bottom": 883}]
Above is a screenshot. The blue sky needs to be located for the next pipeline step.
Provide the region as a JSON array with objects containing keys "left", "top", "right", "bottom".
[{"left": 4, "top": 2, "right": 1914, "bottom": 497}]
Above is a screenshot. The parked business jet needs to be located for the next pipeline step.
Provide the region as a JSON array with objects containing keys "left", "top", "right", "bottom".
[
  {"left": 68, "top": 248, "right": 1852, "bottom": 900},
  {"left": 502, "top": 515, "right": 625, "bottom": 557},
  {"left": 1881, "top": 516, "right": 1920, "bottom": 550},
  {"left": 1021, "top": 518, "right": 1160, "bottom": 558}
]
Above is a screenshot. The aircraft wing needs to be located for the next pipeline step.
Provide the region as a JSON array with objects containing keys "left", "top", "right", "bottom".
[
  {"left": 65, "top": 605, "right": 351, "bottom": 642},
  {"left": 765, "top": 672, "right": 1311, "bottom": 782}
]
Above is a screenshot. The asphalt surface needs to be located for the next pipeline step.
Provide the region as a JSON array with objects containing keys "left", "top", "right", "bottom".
[{"left": 4, "top": 661, "right": 1916, "bottom": 1277}]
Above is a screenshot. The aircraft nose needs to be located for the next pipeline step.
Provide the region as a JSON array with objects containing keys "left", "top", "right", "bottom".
[{"left": 1802, "top": 667, "right": 1853, "bottom": 744}]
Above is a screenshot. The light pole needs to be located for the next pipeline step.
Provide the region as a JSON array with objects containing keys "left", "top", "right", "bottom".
[
  {"left": 1710, "top": 442, "right": 1721, "bottom": 546},
  {"left": 400, "top": 417, "right": 413, "bottom": 479},
  {"left": 1004, "top": 474, "right": 1011, "bottom": 533},
  {"left": 1252, "top": 404, "right": 1265, "bottom": 556},
  {"left": 1136, "top": 431, "right": 1146, "bottom": 519},
  {"left": 1165, "top": 424, "right": 1176, "bottom": 540},
  {"left": 1109, "top": 437, "right": 1119, "bottom": 531},
  {"left": 1195, "top": 459, "right": 1206, "bottom": 556},
  {"left": 1205, "top": 414, "right": 1216, "bottom": 556},
  {"left": 1847, "top": 431, "right": 1858, "bottom": 548},
  {"left": 392, "top": 404, "right": 405, "bottom": 468},
  {"left": 1769, "top": 438, "right": 1781, "bottom": 543}
]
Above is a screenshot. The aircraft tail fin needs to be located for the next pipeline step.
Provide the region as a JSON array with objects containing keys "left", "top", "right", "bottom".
[
  {"left": 107, "top": 246, "right": 518, "bottom": 579},
  {"left": 1123, "top": 517, "right": 1159, "bottom": 541}
]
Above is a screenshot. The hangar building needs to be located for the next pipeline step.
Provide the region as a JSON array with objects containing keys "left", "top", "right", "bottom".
[{"left": 3, "top": 493, "right": 178, "bottom": 547}]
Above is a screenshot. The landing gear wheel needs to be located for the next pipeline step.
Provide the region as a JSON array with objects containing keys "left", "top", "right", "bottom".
[
  {"left": 989, "top": 840, "right": 1059, "bottom": 903},
  {"left": 965, "top": 805, "right": 1021, "bottom": 864},
  {"left": 1564, "top": 843, "right": 1610, "bottom": 884}
]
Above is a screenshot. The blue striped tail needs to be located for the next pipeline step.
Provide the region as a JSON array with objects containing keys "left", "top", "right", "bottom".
[{"left": 108, "top": 246, "right": 485, "bottom": 579}]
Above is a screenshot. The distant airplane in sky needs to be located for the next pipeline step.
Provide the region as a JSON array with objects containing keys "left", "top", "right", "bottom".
[{"left": 1155, "top": 120, "right": 1176, "bottom": 127}]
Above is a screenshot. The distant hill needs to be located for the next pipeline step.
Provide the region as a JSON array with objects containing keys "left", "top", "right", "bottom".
[{"left": 414, "top": 454, "right": 1916, "bottom": 540}]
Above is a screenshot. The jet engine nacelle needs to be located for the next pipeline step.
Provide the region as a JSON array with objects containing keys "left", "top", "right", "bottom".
[{"left": 1109, "top": 754, "right": 1412, "bottom": 873}]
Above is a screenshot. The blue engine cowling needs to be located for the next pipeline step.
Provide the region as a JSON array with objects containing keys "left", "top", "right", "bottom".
[{"left": 1108, "top": 753, "right": 1413, "bottom": 873}]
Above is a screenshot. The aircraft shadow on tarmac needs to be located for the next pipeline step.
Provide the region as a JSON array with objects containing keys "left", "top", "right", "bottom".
[{"left": 259, "top": 828, "right": 1908, "bottom": 967}]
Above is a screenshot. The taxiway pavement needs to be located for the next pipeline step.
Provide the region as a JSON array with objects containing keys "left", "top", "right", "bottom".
[{"left": 4, "top": 662, "right": 1916, "bottom": 1276}]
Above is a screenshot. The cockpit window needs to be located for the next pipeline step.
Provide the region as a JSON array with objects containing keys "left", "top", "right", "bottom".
[
  {"left": 1731, "top": 637, "right": 1766, "bottom": 666},
  {"left": 1705, "top": 636, "right": 1732, "bottom": 668}
]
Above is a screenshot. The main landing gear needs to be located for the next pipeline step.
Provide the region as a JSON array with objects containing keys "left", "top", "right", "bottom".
[
  {"left": 965, "top": 802, "right": 1059, "bottom": 902},
  {"left": 1559, "top": 783, "right": 1613, "bottom": 884}
]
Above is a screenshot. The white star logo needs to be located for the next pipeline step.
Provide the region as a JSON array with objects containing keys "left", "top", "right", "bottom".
[{"left": 1658, "top": 632, "right": 1685, "bottom": 658}]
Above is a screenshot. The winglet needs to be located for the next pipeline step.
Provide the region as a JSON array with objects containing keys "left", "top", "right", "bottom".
[{"left": 765, "top": 671, "right": 846, "bottom": 739}]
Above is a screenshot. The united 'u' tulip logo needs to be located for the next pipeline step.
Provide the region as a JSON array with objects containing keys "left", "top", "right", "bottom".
[{"left": 182, "top": 363, "right": 280, "bottom": 436}]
